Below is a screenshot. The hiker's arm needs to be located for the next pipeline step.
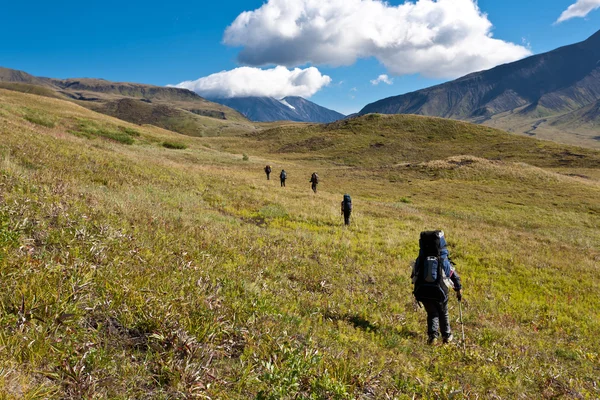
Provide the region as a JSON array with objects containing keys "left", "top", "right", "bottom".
[
  {"left": 443, "top": 258, "right": 462, "bottom": 291},
  {"left": 450, "top": 268, "right": 462, "bottom": 291}
]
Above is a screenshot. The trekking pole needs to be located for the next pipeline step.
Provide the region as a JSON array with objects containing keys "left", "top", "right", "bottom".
[{"left": 459, "top": 299, "right": 466, "bottom": 353}]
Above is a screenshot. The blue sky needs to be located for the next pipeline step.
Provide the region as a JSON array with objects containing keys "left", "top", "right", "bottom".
[{"left": 1, "top": 0, "right": 600, "bottom": 115}]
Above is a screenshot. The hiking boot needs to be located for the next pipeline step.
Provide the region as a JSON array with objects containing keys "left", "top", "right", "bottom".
[
  {"left": 443, "top": 334, "right": 454, "bottom": 344},
  {"left": 427, "top": 336, "right": 437, "bottom": 345}
]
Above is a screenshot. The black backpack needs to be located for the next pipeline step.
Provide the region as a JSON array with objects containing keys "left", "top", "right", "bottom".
[
  {"left": 311, "top": 173, "right": 319, "bottom": 184},
  {"left": 281, "top": 171, "right": 287, "bottom": 179},
  {"left": 343, "top": 194, "right": 352, "bottom": 211},
  {"left": 412, "top": 231, "right": 449, "bottom": 302}
]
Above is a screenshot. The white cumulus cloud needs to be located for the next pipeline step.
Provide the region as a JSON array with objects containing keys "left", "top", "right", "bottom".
[
  {"left": 223, "top": 0, "right": 531, "bottom": 79},
  {"left": 557, "top": 0, "right": 600, "bottom": 23},
  {"left": 371, "top": 74, "right": 393, "bottom": 85},
  {"left": 172, "top": 66, "right": 332, "bottom": 98}
]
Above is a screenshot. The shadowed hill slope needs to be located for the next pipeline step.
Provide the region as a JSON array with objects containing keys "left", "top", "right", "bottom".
[
  {"left": 91, "top": 98, "right": 255, "bottom": 137},
  {"left": 0, "top": 89, "right": 599, "bottom": 398}
]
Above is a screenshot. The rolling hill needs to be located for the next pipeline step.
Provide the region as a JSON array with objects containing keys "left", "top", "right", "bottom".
[
  {"left": 360, "top": 30, "right": 600, "bottom": 149},
  {"left": 210, "top": 96, "right": 345, "bottom": 123},
  {"left": 0, "top": 67, "right": 253, "bottom": 137},
  {"left": 1, "top": 88, "right": 599, "bottom": 398}
]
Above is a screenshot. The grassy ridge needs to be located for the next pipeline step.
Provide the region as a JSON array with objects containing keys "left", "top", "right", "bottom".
[
  {"left": 231, "top": 113, "right": 600, "bottom": 168},
  {"left": 0, "top": 90, "right": 599, "bottom": 398}
]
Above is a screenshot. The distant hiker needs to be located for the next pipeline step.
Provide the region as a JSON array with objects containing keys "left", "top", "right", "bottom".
[
  {"left": 265, "top": 165, "right": 272, "bottom": 180},
  {"left": 280, "top": 169, "right": 287, "bottom": 187},
  {"left": 310, "top": 172, "right": 319, "bottom": 193},
  {"left": 411, "top": 231, "right": 463, "bottom": 345},
  {"left": 341, "top": 194, "right": 352, "bottom": 225}
]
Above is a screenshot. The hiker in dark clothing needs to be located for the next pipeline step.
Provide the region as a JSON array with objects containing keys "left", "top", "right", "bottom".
[
  {"left": 280, "top": 170, "right": 287, "bottom": 187},
  {"left": 412, "top": 231, "right": 462, "bottom": 344},
  {"left": 265, "top": 165, "right": 272, "bottom": 180},
  {"left": 341, "top": 194, "right": 352, "bottom": 225},
  {"left": 310, "top": 172, "right": 319, "bottom": 193}
]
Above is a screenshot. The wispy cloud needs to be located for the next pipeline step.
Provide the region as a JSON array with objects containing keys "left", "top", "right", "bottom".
[
  {"left": 557, "top": 0, "right": 600, "bottom": 23},
  {"left": 370, "top": 74, "right": 393, "bottom": 85},
  {"left": 172, "top": 66, "right": 331, "bottom": 98},
  {"left": 224, "top": 0, "right": 531, "bottom": 79}
]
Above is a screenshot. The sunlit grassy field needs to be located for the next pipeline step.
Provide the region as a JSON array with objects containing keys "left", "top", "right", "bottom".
[{"left": 1, "top": 89, "right": 599, "bottom": 399}]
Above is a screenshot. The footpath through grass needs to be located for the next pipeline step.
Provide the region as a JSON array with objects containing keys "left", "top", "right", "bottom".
[{"left": 0, "top": 90, "right": 599, "bottom": 398}]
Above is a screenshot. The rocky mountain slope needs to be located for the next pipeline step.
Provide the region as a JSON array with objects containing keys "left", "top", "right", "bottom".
[
  {"left": 360, "top": 30, "right": 600, "bottom": 148},
  {"left": 210, "top": 96, "right": 345, "bottom": 123}
]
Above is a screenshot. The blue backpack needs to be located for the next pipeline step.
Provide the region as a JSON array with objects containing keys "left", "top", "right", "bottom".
[{"left": 412, "top": 231, "right": 452, "bottom": 302}]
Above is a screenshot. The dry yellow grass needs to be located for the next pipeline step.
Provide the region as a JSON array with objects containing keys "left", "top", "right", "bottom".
[{"left": 0, "top": 89, "right": 599, "bottom": 398}]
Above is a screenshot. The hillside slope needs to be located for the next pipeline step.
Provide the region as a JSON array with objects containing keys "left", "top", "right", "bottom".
[
  {"left": 0, "top": 67, "right": 53, "bottom": 87},
  {"left": 360, "top": 30, "right": 600, "bottom": 148},
  {"left": 221, "top": 113, "right": 600, "bottom": 169},
  {"left": 1, "top": 90, "right": 599, "bottom": 398},
  {"left": 0, "top": 67, "right": 252, "bottom": 136}
]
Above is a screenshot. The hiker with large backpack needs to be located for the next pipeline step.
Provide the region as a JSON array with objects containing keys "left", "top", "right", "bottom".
[
  {"left": 280, "top": 170, "right": 287, "bottom": 187},
  {"left": 412, "top": 231, "right": 463, "bottom": 345},
  {"left": 265, "top": 165, "right": 272, "bottom": 180},
  {"left": 341, "top": 194, "right": 352, "bottom": 225},
  {"left": 310, "top": 172, "right": 319, "bottom": 194}
]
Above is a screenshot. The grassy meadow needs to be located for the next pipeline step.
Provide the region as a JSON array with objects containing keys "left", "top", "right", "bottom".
[{"left": 0, "top": 89, "right": 599, "bottom": 399}]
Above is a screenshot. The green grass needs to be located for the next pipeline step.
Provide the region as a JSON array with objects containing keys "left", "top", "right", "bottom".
[
  {"left": 22, "top": 108, "right": 57, "bottom": 128},
  {"left": 0, "top": 90, "right": 599, "bottom": 398},
  {"left": 69, "top": 119, "right": 138, "bottom": 144},
  {"left": 162, "top": 141, "right": 188, "bottom": 150}
]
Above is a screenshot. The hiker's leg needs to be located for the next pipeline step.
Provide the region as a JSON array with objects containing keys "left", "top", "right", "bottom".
[
  {"left": 439, "top": 301, "right": 452, "bottom": 339},
  {"left": 422, "top": 301, "right": 440, "bottom": 339},
  {"left": 344, "top": 212, "right": 351, "bottom": 225}
]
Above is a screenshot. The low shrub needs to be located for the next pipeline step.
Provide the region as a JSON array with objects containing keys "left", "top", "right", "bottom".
[
  {"left": 70, "top": 120, "right": 136, "bottom": 145},
  {"left": 162, "top": 141, "right": 188, "bottom": 150}
]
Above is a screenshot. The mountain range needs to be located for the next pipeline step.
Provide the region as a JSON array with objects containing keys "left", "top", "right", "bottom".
[
  {"left": 0, "top": 67, "right": 257, "bottom": 137},
  {"left": 0, "top": 67, "right": 345, "bottom": 129},
  {"left": 209, "top": 96, "right": 345, "bottom": 123},
  {"left": 4, "top": 29, "right": 600, "bottom": 147},
  {"left": 360, "top": 30, "right": 600, "bottom": 148}
]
